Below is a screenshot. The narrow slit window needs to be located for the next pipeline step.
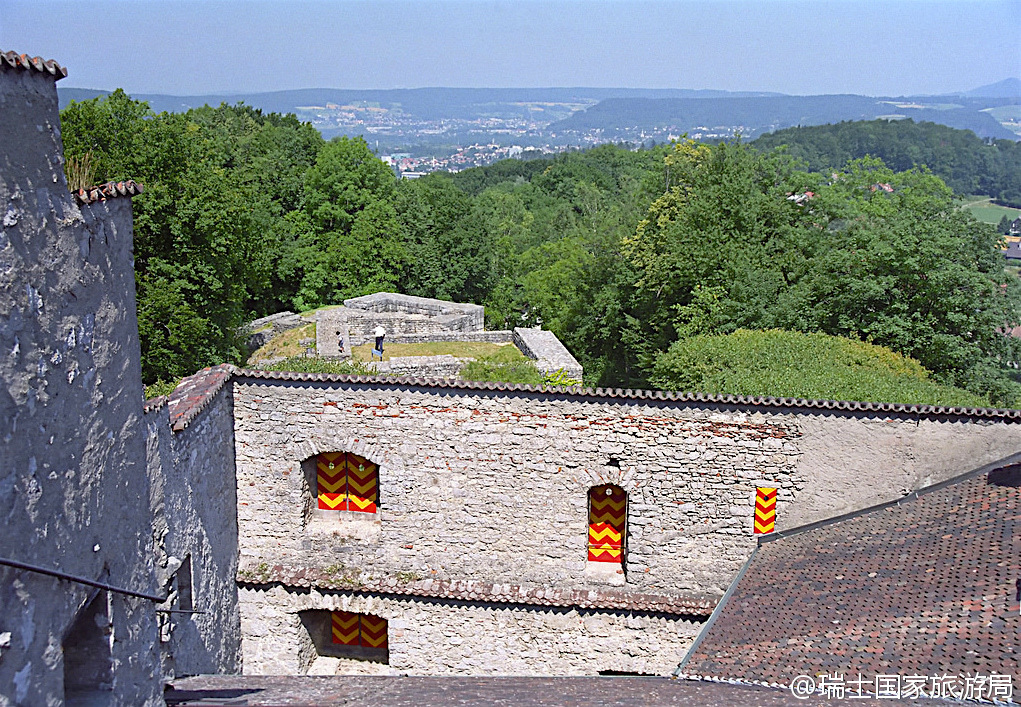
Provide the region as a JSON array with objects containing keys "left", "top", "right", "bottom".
[
  {"left": 176, "top": 554, "right": 193, "bottom": 612},
  {"left": 316, "top": 452, "right": 378, "bottom": 513},
  {"left": 588, "top": 484, "right": 626, "bottom": 564}
]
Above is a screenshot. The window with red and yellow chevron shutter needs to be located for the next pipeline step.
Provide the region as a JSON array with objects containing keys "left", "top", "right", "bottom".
[
  {"left": 588, "top": 484, "right": 627, "bottom": 564},
  {"left": 316, "top": 452, "right": 378, "bottom": 513},
  {"left": 331, "top": 611, "right": 388, "bottom": 649}
]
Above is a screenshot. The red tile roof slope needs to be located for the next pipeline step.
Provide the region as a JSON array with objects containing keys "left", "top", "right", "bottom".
[
  {"left": 239, "top": 565, "right": 717, "bottom": 617},
  {"left": 167, "top": 364, "right": 234, "bottom": 431},
  {"left": 0, "top": 50, "right": 67, "bottom": 79},
  {"left": 681, "top": 464, "right": 1020, "bottom": 686},
  {"left": 73, "top": 181, "right": 143, "bottom": 205}
]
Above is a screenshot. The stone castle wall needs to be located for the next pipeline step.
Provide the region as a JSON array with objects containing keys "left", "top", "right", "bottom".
[
  {"left": 0, "top": 62, "right": 162, "bottom": 705},
  {"left": 232, "top": 381, "right": 804, "bottom": 599},
  {"left": 229, "top": 375, "right": 1021, "bottom": 676},
  {"left": 239, "top": 585, "right": 701, "bottom": 676}
]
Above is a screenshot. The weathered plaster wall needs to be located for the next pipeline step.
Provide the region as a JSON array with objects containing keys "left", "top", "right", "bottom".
[
  {"left": 785, "top": 412, "right": 1021, "bottom": 529},
  {"left": 232, "top": 380, "right": 1021, "bottom": 591},
  {"left": 239, "top": 586, "right": 701, "bottom": 676},
  {"left": 145, "top": 388, "right": 242, "bottom": 679},
  {"left": 0, "top": 66, "right": 162, "bottom": 705}
]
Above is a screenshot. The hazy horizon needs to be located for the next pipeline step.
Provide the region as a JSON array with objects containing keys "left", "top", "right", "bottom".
[{"left": 4, "top": 1, "right": 1019, "bottom": 97}]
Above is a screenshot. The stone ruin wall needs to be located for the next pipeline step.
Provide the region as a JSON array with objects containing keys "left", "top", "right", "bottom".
[
  {"left": 228, "top": 375, "right": 1021, "bottom": 676},
  {"left": 0, "top": 62, "right": 162, "bottom": 706}
]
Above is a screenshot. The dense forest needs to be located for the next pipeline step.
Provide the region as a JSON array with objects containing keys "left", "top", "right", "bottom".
[
  {"left": 60, "top": 93, "right": 1021, "bottom": 405},
  {"left": 752, "top": 119, "right": 1021, "bottom": 207}
]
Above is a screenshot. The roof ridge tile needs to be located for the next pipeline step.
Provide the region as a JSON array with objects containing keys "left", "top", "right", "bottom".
[
  {"left": 232, "top": 367, "right": 1021, "bottom": 421},
  {"left": 0, "top": 50, "right": 67, "bottom": 79},
  {"left": 73, "top": 180, "right": 143, "bottom": 206}
]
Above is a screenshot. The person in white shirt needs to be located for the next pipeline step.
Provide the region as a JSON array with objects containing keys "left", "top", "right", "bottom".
[{"left": 374, "top": 326, "right": 386, "bottom": 355}]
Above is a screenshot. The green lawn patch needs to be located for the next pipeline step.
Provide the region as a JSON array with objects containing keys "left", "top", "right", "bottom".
[
  {"left": 247, "top": 323, "right": 316, "bottom": 364},
  {"left": 959, "top": 195, "right": 1021, "bottom": 225},
  {"left": 349, "top": 341, "right": 523, "bottom": 362}
]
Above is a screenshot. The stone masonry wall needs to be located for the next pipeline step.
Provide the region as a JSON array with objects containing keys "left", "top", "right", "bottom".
[
  {"left": 230, "top": 377, "right": 1021, "bottom": 677},
  {"left": 233, "top": 380, "right": 802, "bottom": 601},
  {"left": 146, "top": 387, "right": 242, "bottom": 679},
  {"left": 0, "top": 64, "right": 162, "bottom": 706},
  {"left": 239, "top": 585, "right": 701, "bottom": 676}
]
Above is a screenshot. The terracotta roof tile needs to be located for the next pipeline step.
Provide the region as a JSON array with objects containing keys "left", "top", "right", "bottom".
[
  {"left": 238, "top": 566, "right": 717, "bottom": 617},
  {"left": 680, "top": 463, "right": 1021, "bottom": 687},
  {"left": 0, "top": 50, "right": 67, "bottom": 79},
  {"left": 168, "top": 674, "right": 827, "bottom": 706},
  {"left": 167, "top": 364, "right": 235, "bottom": 431},
  {"left": 235, "top": 368, "right": 1021, "bottom": 422},
  {"left": 73, "top": 180, "right": 143, "bottom": 206},
  {"left": 143, "top": 395, "right": 167, "bottom": 415}
]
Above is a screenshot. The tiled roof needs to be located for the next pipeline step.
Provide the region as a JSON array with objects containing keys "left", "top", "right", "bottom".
[
  {"left": 73, "top": 181, "right": 143, "bottom": 205},
  {"left": 167, "top": 364, "right": 235, "bottom": 431},
  {"left": 0, "top": 50, "right": 67, "bottom": 79},
  {"left": 235, "top": 368, "right": 1021, "bottom": 421},
  {"left": 160, "top": 363, "right": 1021, "bottom": 434},
  {"left": 143, "top": 395, "right": 168, "bottom": 415},
  {"left": 680, "top": 462, "right": 1021, "bottom": 687},
  {"left": 238, "top": 565, "right": 717, "bottom": 617},
  {"left": 168, "top": 674, "right": 826, "bottom": 706}
]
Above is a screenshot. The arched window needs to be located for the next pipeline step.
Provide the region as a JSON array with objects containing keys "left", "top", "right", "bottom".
[
  {"left": 316, "top": 452, "right": 378, "bottom": 513},
  {"left": 588, "top": 484, "right": 627, "bottom": 564}
]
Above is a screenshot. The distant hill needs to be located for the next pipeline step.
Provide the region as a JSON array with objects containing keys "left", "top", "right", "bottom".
[
  {"left": 549, "top": 94, "right": 1019, "bottom": 141},
  {"left": 752, "top": 119, "right": 1021, "bottom": 207},
  {"left": 57, "top": 82, "right": 1020, "bottom": 156},
  {"left": 959, "top": 78, "right": 1021, "bottom": 99},
  {"left": 57, "top": 86, "right": 780, "bottom": 120}
]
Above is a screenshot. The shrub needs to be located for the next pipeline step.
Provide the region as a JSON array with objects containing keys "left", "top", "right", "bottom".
[
  {"left": 459, "top": 355, "right": 546, "bottom": 385},
  {"left": 651, "top": 329, "right": 991, "bottom": 407}
]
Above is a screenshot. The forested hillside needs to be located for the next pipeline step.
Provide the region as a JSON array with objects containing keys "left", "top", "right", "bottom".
[
  {"left": 60, "top": 93, "right": 1021, "bottom": 406},
  {"left": 753, "top": 119, "right": 1021, "bottom": 207}
]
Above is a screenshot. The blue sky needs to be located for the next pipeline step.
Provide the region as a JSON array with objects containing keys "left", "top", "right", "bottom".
[{"left": 3, "top": 1, "right": 1018, "bottom": 96}]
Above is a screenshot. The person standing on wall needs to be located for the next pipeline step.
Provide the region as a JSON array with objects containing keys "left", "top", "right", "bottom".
[{"left": 373, "top": 325, "right": 386, "bottom": 359}]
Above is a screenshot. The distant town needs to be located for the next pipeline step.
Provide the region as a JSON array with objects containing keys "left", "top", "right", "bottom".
[{"left": 292, "top": 100, "right": 750, "bottom": 174}]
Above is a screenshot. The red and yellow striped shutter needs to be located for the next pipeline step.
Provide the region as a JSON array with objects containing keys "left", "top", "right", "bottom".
[
  {"left": 331, "top": 611, "right": 359, "bottom": 645},
  {"left": 331, "top": 611, "right": 388, "bottom": 649},
  {"left": 359, "top": 614, "right": 388, "bottom": 648},
  {"left": 588, "top": 484, "right": 626, "bottom": 563},
  {"left": 317, "top": 452, "right": 347, "bottom": 511},
  {"left": 345, "top": 453, "right": 378, "bottom": 513},
  {"left": 754, "top": 487, "right": 777, "bottom": 534}
]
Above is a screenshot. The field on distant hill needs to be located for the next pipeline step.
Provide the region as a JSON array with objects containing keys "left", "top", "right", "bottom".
[{"left": 959, "top": 196, "right": 1021, "bottom": 225}]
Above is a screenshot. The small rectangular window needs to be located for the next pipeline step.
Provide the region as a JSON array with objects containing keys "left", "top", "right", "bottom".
[
  {"left": 300, "top": 610, "right": 389, "bottom": 664},
  {"left": 316, "top": 452, "right": 378, "bottom": 513},
  {"left": 332, "top": 611, "right": 388, "bottom": 649}
]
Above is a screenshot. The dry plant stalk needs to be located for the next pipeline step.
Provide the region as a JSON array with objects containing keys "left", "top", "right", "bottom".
[{"left": 64, "top": 151, "right": 96, "bottom": 191}]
